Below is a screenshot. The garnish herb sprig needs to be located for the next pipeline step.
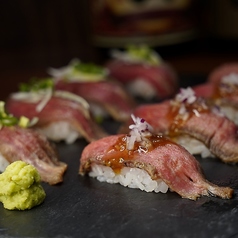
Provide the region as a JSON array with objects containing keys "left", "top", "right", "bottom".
[
  {"left": 0, "top": 102, "right": 29, "bottom": 128},
  {"left": 19, "top": 78, "right": 54, "bottom": 92}
]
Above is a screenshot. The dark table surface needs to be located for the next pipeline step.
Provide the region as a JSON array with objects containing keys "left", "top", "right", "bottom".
[{"left": 1, "top": 136, "right": 238, "bottom": 238}]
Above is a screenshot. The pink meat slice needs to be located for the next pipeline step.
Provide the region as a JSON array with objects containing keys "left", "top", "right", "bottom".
[
  {"left": 192, "top": 83, "right": 214, "bottom": 98},
  {"left": 193, "top": 82, "right": 238, "bottom": 109},
  {"left": 124, "top": 100, "right": 238, "bottom": 163},
  {"left": 54, "top": 80, "right": 136, "bottom": 122},
  {"left": 120, "top": 101, "right": 171, "bottom": 134},
  {"left": 208, "top": 63, "right": 238, "bottom": 83},
  {"left": 0, "top": 126, "right": 67, "bottom": 185},
  {"left": 6, "top": 94, "right": 108, "bottom": 143},
  {"left": 208, "top": 64, "right": 238, "bottom": 107},
  {"left": 106, "top": 59, "right": 178, "bottom": 99},
  {"left": 193, "top": 67, "right": 238, "bottom": 110},
  {"left": 79, "top": 134, "right": 233, "bottom": 200}
]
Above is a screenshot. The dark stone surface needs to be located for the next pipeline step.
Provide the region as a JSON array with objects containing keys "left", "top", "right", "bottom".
[{"left": 1, "top": 135, "right": 238, "bottom": 238}]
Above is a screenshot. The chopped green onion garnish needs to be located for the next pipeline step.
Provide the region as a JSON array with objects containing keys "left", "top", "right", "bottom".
[
  {"left": 0, "top": 101, "right": 30, "bottom": 128},
  {"left": 73, "top": 62, "right": 105, "bottom": 75},
  {"left": 0, "top": 101, "right": 7, "bottom": 117},
  {"left": 0, "top": 116, "right": 18, "bottom": 126},
  {"left": 19, "top": 78, "right": 54, "bottom": 92},
  {"left": 126, "top": 45, "right": 161, "bottom": 65},
  {"left": 18, "top": 116, "right": 30, "bottom": 128}
]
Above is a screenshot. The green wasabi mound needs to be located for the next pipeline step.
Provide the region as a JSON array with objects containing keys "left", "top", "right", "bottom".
[{"left": 0, "top": 161, "right": 46, "bottom": 210}]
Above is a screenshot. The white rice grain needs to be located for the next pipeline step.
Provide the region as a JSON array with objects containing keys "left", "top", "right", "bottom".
[
  {"left": 89, "top": 164, "right": 169, "bottom": 193},
  {"left": 220, "top": 105, "right": 238, "bottom": 126},
  {"left": 174, "top": 135, "right": 214, "bottom": 158},
  {"left": 37, "top": 121, "right": 80, "bottom": 144}
]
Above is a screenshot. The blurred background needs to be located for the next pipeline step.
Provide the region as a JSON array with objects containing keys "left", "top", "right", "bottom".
[{"left": 1, "top": 0, "right": 238, "bottom": 99}]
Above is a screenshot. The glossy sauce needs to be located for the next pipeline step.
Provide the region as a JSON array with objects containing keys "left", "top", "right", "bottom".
[
  {"left": 167, "top": 100, "right": 209, "bottom": 136},
  {"left": 212, "top": 81, "right": 238, "bottom": 99},
  {"left": 102, "top": 134, "right": 174, "bottom": 174}
]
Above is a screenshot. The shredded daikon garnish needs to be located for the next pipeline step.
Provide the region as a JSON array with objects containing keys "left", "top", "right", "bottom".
[
  {"left": 111, "top": 45, "right": 162, "bottom": 66},
  {"left": 211, "top": 105, "right": 224, "bottom": 117},
  {"left": 48, "top": 58, "right": 108, "bottom": 82},
  {"left": 54, "top": 90, "right": 90, "bottom": 118},
  {"left": 35, "top": 88, "right": 53, "bottom": 112},
  {"left": 173, "top": 87, "right": 209, "bottom": 118},
  {"left": 221, "top": 73, "right": 238, "bottom": 86},
  {"left": 175, "top": 87, "right": 196, "bottom": 104},
  {"left": 11, "top": 78, "right": 54, "bottom": 113},
  {"left": 11, "top": 88, "right": 91, "bottom": 118},
  {"left": 12, "top": 77, "right": 91, "bottom": 116},
  {"left": 126, "top": 114, "right": 154, "bottom": 150},
  {"left": 11, "top": 88, "right": 53, "bottom": 113},
  {"left": 173, "top": 86, "right": 225, "bottom": 122},
  {"left": 192, "top": 109, "right": 200, "bottom": 117}
]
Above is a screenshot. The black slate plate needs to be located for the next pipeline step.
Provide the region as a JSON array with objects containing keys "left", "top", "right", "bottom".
[
  {"left": 1, "top": 141, "right": 238, "bottom": 238},
  {"left": 1, "top": 75, "right": 238, "bottom": 238}
]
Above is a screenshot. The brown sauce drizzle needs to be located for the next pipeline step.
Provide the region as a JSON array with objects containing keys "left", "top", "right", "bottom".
[
  {"left": 212, "top": 81, "right": 238, "bottom": 99},
  {"left": 101, "top": 134, "right": 174, "bottom": 174},
  {"left": 167, "top": 99, "right": 209, "bottom": 137}
]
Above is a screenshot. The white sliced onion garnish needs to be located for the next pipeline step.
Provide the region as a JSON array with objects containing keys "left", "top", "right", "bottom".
[
  {"left": 48, "top": 67, "right": 70, "bottom": 82},
  {"left": 178, "top": 104, "right": 186, "bottom": 115},
  {"left": 28, "top": 117, "right": 39, "bottom": 127},
  {"left": 11, "top": 88, "right": 53, "bottom": 113},
  {"left": 11, "top": 91, "right": 46, "bottom": 103},
  {"left": 192, "top": 109, "right": 200, "bottom": 117},
  {"left": 126, "top": 135, "right": 136, "bottom": 151},
  {"left": 110, "top": 49, "right": 162, "bottom": 66},
  {"left": 48, "top": 58, "right": 80, "bottom": 80},
  {"left": 48, "top": 58, "right": 108, "bottom": 82},
  {"left": 174, "top": 87, "right": 207, "bottom": 118},
  {"left": 54, "top": 90, "right": 90, "bottom": 119},
  {"left": 126, "top": 114, "right": 154, "bottom": 150},
  {"left": 11, "top": 88, "right": 91, "bottom": 118},
  {"left": 35, "top": 88, "right": 52, "bottom": 112}
]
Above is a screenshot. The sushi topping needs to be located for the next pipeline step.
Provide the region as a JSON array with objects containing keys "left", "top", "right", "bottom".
[
  {"left": 104, "top": 116, "right": 176, "bottom": 172},
  {"left": 80, "top": 133, "right": 234, "bottom": 200},
  {"left": 11, "top": 78, "right": 90, "bottom": 114},
  {"left": 126, "top": 114, "right": 154, "bottom": 150},
  {"left": 54, "top": 90, "right": 89, "bottom": 110},
  {"left": 168, "top": 87, "right": 225, "bottom": 135},
  {"left": 48, "top": 59, "right": 108, "bottom": 82},
  {"left": 175, "top": 87, "right": 196, "bottom": 104},
  {"left": 222, "top": 73, "right": 238, "bottom": 86},
  {"left": 111, "top": 45, "right": 162, "bottom": 66},
  {"left": 172, "top": 87, "right": 209, "bottom": 118},
  {"left": 0, "top": 101, "right": 29, "bottom": 128},
  {"left": 168, "top": 87, "right": 211, "bottom": 133},
  {"left": 19, "top": 77, "right": 54, "bottom": 92},
  {"left": 217, "top": 73, "right": 238, "bottom": 97},
  {"left": 12, "top": 78, "right": 54, "bottom": 112}
]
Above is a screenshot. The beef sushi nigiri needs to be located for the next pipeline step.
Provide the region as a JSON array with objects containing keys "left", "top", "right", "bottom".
[
  {"left": 79, "top": 115, "right": 233, "bottom": 200},
  {"left": 193, "top": 63, "right": 238, "bottom": 125},
  {"left": 48, "top": 59, "right": 136, "bottom": 122},
  {"left": 122, "top": 87, "right": 238, "bottom": 163},
  {"left": 6, "top": 78, "right": 108, "bottom": 144},
  {"left": 208, "top": 63, "right": 238, "bottom": 84},
  {"left": 106, "top": 45, "right": 178, "bottom": 100},
  {"left": 0, "top": 101, "right": 67, "bottom": 185}
]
